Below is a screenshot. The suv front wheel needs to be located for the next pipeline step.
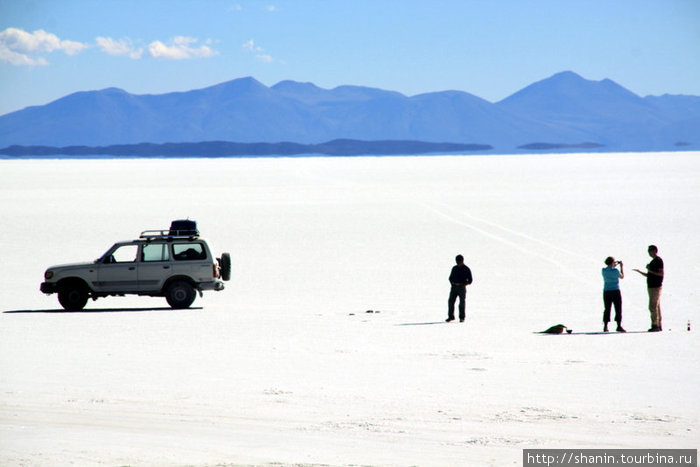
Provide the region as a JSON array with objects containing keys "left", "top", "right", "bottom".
[
  {"left": 58, "top": 283, "right": 88, "bottom": 311},
  {"left": 165, "top": 280, "right": 196, "bottom": 309}
]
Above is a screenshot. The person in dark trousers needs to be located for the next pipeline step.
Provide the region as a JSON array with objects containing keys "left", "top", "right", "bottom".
[
  {"left": 634, "top": 245, "right": 664, "bottom": 332},
  {"left": 602, "top": 256, "right": 625, "bottom": 332},
  {"left": 447, "top": 255, "right": 473, "bottom": 322}
]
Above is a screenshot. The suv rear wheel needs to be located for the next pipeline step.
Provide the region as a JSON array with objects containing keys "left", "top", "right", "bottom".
[{"left": 165, "top": 280, "right": 196, "bottom": 309}]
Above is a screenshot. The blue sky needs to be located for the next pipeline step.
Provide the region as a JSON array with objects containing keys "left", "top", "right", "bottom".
[{"left": 1, "top": 0, "right": 699, "bottom": 116}]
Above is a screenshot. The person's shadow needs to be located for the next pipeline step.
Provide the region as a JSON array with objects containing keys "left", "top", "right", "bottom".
[{"left": 395, "top": 321, "right": 446, "bottom": 326}]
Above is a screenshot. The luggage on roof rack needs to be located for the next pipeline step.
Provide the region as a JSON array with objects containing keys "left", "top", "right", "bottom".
[
  {"left": 169, "top": 219, "right": 198, "bottom": 236},
  {"left": 139, "top": 220, "right": 199, "bottom": 240}
]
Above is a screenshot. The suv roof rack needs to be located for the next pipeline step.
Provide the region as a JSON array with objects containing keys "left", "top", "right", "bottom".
[{"left": 139, "top": 229, "right": 200, "bottom": 240}]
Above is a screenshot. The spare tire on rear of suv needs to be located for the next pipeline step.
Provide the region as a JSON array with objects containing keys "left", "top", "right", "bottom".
[{"left": 219, "top": 253, "right": 231, "bottom": 281}]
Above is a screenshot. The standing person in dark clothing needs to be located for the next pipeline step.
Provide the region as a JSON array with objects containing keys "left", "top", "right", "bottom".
[
  {"left": 634, "top": 245, "right": 664, "bottom": 332},
  {"left": 447, "top": 255, "right": 473, "bottom": 323},
  {"left": 602, "top": 256, "right": 625, "bottom": 332}
]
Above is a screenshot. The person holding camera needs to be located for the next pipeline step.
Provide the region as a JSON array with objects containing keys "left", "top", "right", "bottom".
[{"left": 602, "top": 256, "right": 625, "bottom": 332}]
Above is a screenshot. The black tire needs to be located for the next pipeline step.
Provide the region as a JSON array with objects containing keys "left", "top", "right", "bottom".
[
  {"left": 220, "top": 252, "right": 231, "bottom": 281},
  {"left": 58, "top": 284, "right": 88, "bottom": 311},
  {"left": 165, "top": 280, "right": 196, "bottom": 309}
]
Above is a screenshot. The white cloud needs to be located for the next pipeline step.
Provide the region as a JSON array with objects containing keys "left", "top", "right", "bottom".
[
  {"left": 242, "top": 39, "right": 275, "bottom": 63},
  {"left": 96, "top": 37, "right": 143, "bottom": 59},
  {"left": 0, "top": 28, "right": 219, "bottom": 64},
  {"left": 148, "top": 36, "right": 218, "bottom": 60},
  {"left": 0, "top": 46, "right": 48, "bottom": 66},
  {"left": 0, "top": 27, "right": 88, "bottom": 66},
  {"left": 265, "top": 5, "right": 277, "bottom": 12},
  {"left": 242, "top": 39, "right": 263, "bottom": 53}
]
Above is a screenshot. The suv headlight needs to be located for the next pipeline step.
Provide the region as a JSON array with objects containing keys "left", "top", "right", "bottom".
[{"left": 44, "top": 270, "right": 54, "bottom": 280}]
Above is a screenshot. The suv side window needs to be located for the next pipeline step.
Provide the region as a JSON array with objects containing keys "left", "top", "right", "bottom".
[
  {"left": 108, "top": 244, "right": 139, "bottom": 263},
  {"left": 173, "top": 243, "right": 206, "bottom": 261},
  {"left": 142, "top": 243, "right": 170, "bottom": 262}
]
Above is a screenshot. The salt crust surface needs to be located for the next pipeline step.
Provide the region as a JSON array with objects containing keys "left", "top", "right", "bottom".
[{"left": 1, "top": 152, "right": 698, "bottom": 466}]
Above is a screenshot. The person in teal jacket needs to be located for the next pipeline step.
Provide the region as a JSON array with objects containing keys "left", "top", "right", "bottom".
[{"left": 602, "top": 256, "right": 625, "bottom": 332}]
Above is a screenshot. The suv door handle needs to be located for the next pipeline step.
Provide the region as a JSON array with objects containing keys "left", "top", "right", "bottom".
[
  {"left": 163, "top": 265, "right": 170, "bottom": 269},
  {"left": 129, "top": 266, "right": 136, "bottom": 271}
]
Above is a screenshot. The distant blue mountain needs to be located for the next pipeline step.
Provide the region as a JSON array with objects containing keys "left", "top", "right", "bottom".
[
  {"left": 0, "top": 71, "right": 697, "bottom": 152},
  {"left": 496, "top": 71, "right": 698, "bottom": 150},
  {"left": 0, "top": 140, "right": 493, "bottom": 158}
]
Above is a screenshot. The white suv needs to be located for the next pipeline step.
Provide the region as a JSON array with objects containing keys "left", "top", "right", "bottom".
[{"left": 40, "top": 222, "right": 230, "bottom": 311}]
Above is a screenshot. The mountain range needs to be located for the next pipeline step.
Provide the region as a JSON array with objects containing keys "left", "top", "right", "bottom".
[
  {"left": 1, "top": 71, "right": 698, "bottom": 154},
  {"left": 0, "top": 140, "right": 492, "bottom": 158}
]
